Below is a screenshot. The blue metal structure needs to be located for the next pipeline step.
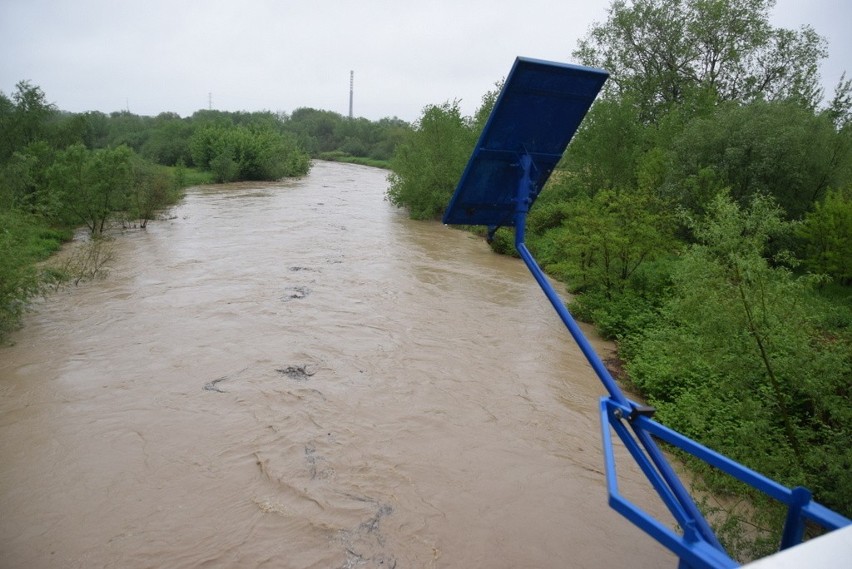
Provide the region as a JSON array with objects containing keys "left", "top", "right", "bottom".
[{"left": 442, "top": 57, "right": 851, "bottom": 568}]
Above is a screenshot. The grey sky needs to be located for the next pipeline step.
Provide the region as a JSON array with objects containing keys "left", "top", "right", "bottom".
[{"left": 1, "top": 0, "right": 849, "bottom": 122}]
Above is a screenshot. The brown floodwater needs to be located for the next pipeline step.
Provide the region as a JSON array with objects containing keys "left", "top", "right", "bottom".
[{"left": 0, "top": 161, "right": 676, "bottom": 568}]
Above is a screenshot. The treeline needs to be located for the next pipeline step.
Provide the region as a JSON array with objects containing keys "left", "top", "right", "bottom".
[
  {"left": 0, "top": 82, "right": 410, "bottom": 339},
  {"left": 387, "top": 0, "right": 851, "bottom": 558},
  {"left": 283, "top": 107, "right": 410, "bottom": 166}
]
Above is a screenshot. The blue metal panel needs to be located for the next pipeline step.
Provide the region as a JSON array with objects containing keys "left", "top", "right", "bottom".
[{"left": 442, "top": 57, "right": 608, "bottom": 227}]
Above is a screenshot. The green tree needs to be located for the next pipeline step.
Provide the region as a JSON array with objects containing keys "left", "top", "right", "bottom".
[
  {"left": 386, "top": 99, "right": 487, "bottom": 220},
  {"left": 0, "top": 211, "right": 62, "bottom": 339},
  {"left": 533, "top": 187, "right": 676, "bottom": 295},
  {"left": 575, "top": 0, "right": 827, "bottom": 121},
  {"left": 106, "top": 111, "right": 152, "bottom": 152},
  {"left": 128, "top": 160, "right": 174, "bottom": 229},
  {"left": 48, "top": 144, "right": 135, "bottom": 235},
  {"left": 141, "top": 113, "right": 193, "bottom": 166},
  {"left": 667, "top": 100, "right": 850, "bottom": 218},
  {"left": 190, "top": 123, "right": 309, "bottom": 182},
  {"left": 0, "top": 141, "right": 55, "bottom": 214},
  {"left": 797, "top": 187, "right": 852, "bottom": 283},
  {"left": 559, "top": 95, "right": 647, "bottom": 192},
  {"left": 284, "top": 107, "right": 345, "bottom": 154},
  {"left": 626, "top": 192, "right": 851, "bottom": 520},
  {"left": 0, "top": 81, "right": 57, "bottom": 163}
]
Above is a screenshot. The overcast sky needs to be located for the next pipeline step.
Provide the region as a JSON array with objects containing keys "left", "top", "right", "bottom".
[{"left": 1, "top": 0, "right": 849, "bottom": 122}]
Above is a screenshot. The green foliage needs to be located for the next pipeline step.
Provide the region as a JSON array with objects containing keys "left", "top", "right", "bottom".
[
  {"left": 575, "top": 0, "right": 827, "bottom": 121},
  {"left": 168, "top": 162, "right": 213, "bottom": 188},
  {"left": 0, "top": 210, "right": 69, "bottom": 340},
  {"left": 128, "top": 160, "right": 179, "bottom": 228},
  {"left": 386, "top": 101, "right": 478, "bottom": 220},
  {"left": 625, "top": 193, "right": 851, "bottom": 519},
  {"left": 530, "top": 187, "right": 678, "bottom": 295},
  {"left": 317, "top": 150, "right": 391, "bottom": 169},
  {"left": 560, "top": 95, "right": 647, "bottom": 191},
  {"left": 668, "top": 100, "right": 848, "bottom": 218},
  {"left": 486, "top": 227, "right": 516, "bottom": 256},
  {"left": 0, "top": 81, "right": 57, "bottom": 162},
  {"left": 47, "top": 143, "right": 135, "bottom": 235},
  {"left": 797, "top": 187, "right": 852, "bottom": 283},
  {"left": 282, "top": 108, "right": 410, "bottom": 161},
  {"left": 0, "top": 141, "right": 56, "bottom": 214},
  {"left": 141, "top": 113, "right": 194, "bottom": 166},
  {"left": 189, "top": 123, "right": 310, "bottom": 182}
]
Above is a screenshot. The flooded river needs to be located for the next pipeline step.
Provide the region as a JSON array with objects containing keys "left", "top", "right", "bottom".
[{"left": 0, "top": 161, "right": 674, "bottom": 568}]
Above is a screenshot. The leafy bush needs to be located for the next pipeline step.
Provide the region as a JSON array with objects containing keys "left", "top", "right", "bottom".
[
  {"left": 189, "top": 124, "right": 310, "bottom": 182},
  {"left": 797, "top": 186, "right": 852, "bottom": 283},
  {"left": 386, "top": 101, "right": 477, "bottom": 219}
]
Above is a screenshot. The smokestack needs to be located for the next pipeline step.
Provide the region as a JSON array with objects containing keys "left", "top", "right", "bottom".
[{"left": 349, "top": 70, "right": 354, "bottom": 119}]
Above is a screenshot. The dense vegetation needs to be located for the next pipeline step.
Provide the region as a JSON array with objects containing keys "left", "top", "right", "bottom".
[
  {"left": 0, "top": 82, "right": 409, "bottom": 340},
  {"left": 387, "top": 0, "right": 851, "bottom": 558}
]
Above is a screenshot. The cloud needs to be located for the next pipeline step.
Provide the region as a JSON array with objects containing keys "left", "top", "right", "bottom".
[{"left": 1, "top": 0, "right": 848, "bottom": 121}]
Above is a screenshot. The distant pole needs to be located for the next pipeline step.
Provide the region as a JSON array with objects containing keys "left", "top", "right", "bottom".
[
  {"left": 208, "top": 92, "right": 213, "bottom": 111},
  {"left": 349, "top": 70, "right": 354, "bottom": 119}
]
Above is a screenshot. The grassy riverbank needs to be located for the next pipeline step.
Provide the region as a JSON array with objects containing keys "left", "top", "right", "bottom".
[
  {"left": 0, "top": 165, "right": 211, "bottom": 342},
  {"left": 318, "top": 150, "right": 391, "bottom": 169}
]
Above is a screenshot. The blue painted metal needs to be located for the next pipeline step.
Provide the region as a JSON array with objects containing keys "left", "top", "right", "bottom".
[
  {"left": 443, "top": 56, "right": 852, "bottom": 568},
  {"left": 442, "top": 57, "right": 608, "bottom": 228}
]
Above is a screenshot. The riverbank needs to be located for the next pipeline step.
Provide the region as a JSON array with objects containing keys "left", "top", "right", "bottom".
[{"left": 0, "top": 165, "right": 212, "bottom": 342}]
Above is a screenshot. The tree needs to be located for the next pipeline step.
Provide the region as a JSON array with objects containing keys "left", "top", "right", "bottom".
[
  {"left": 797, "top": 187, "right": 852, "bottom": 283},
  {"left": 106, "top": 111, "right": 152, "bottom": 153},
  {"left": 284, "top": 107, "right": 345, "bottom": 154},
  {"left": 189, "top": 123, "right": 310, "bottom": 182},
  {"left": 626, "top": 192, "right": 851, "bottom": 522},
  {"left": 141, "top": 114, "right": 193, "bottom": 166},
  {"left": 386, "top": 88, "right": 497, "bottom": 220},
  {"left": 559, "top": 95, "right": 648, "bottom": 192},
  {"left": 129, "top": 160, "right": 174, "bottom": 229},
  {"left": 667, "top": 99, "right": 850, "bottom": 218},
  {"left": 0, "top": 81, "right": 57, "bottom": 163},
  {"left": 0, "top": 141, "right": 55, "bottom": 214},
  {"left": 48, "top": 144, "right": 134, "bottom": 235},
  {"left": 574, "top": 0, "right": 827, "bottom": 121},
  {"left": 0, "top": 210, "right": 65, "bottom": 339},
  {"left": 532, "top": 187, "right": 676, "bottom": 295},
  {"left": 386, "top": 101, "right": 478, "bottom": 219}
]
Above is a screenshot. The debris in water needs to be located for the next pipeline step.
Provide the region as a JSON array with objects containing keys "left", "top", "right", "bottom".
[
  {"left": 282, "top": 286, "right": 311, "bottom": 301},
  {"left": 276, "top": 365, "right": 316, "bottom": 381},
  {"left": 203, "top": 376, "right": 228, "bottom": 393},
  {"left": 202, "top": 366, "right": 248, "bottom": 393}
]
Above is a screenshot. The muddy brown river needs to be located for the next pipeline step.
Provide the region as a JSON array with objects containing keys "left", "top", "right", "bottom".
[{"left": 0, "top": 161, "right": 675, "bottom": 568}]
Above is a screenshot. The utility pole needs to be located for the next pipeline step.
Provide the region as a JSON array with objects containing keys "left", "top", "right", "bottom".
[
  {"left": 208, "top": 92, "right": 213, "bottom": 111},
  {"left": 349, "top": 70, "right": 354, "bottom": 119}
]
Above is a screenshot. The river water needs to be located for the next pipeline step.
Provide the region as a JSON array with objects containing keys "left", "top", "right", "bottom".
[{"left": 0, "top": 161, "right": 675, "bottom": 568}]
